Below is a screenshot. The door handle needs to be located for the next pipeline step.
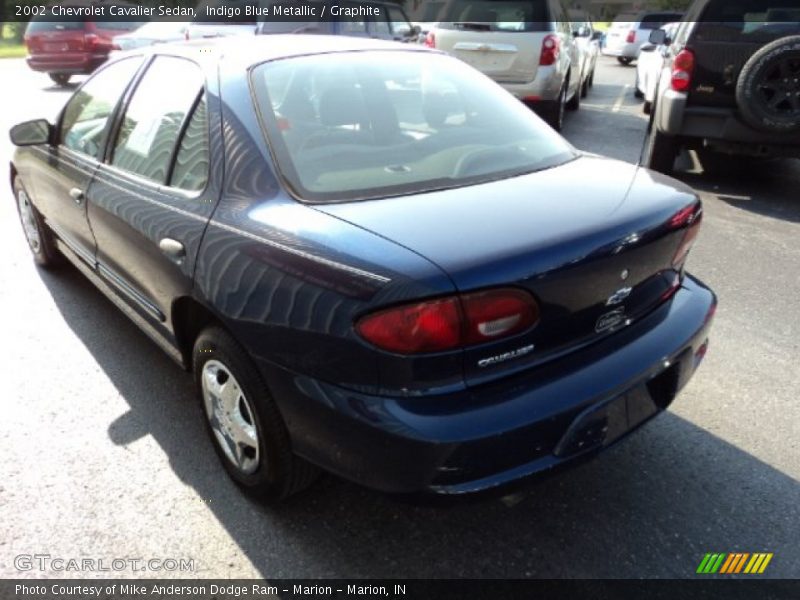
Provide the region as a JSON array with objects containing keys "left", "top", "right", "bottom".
[
  {"left": 69, "top": 187, "right": 84, "bottom": 204},
  {"left": 159, "top": 238, "right": 186, "bottom": 259}
]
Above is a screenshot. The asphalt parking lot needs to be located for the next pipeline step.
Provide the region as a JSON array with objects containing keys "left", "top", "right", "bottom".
[{"left": 1, "top": 55, "right": 798, "bottom": 579}]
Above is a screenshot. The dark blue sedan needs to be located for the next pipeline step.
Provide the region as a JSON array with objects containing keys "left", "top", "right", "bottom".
[{"left": 10, "top": 35, "right": 716, "bottom": 501}]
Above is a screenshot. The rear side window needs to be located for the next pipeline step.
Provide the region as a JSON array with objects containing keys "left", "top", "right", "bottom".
[
  {"left": 436, "top": 0, "right": 550, "bottom": 32},
  {"left": 60, "top": 58, "right": 142, "bottom": 159},
  {"left": 170, "top": 95, "right": 209, "bottom": 192},
  {"left": 251, "top": 51, "right": 576, "bottom": 202},
  {"left": 696, "top": 0, "right": 800, "bottom": 42},
  {"left": 111, "top": 56, "right": 204, "bottom": 185}
]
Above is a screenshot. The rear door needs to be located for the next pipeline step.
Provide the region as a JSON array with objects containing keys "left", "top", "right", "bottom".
[
  {"left": 87, "top": 55, "right": 220, "bottom": 329},
  {"left": 33, "top": 57, "right": 143, "bottom": 264},
  {"left": 432, "top": 0, "right": 552, "bottom": 84},
  {"left": 686, "top": 0, "right": 800, "bottom": 108}
]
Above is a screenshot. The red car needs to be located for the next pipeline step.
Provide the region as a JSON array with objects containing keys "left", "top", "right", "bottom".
[{"left": 24, "top": 15, "right": 141, "bottom": 86}]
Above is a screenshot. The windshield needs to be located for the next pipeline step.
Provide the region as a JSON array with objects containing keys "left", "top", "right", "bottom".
[{"left": 251, "top": 51, "right": 576, "bottom": 203}]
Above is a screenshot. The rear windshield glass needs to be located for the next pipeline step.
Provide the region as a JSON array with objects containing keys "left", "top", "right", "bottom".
[
  {"left": 696, "top": 0, "right": 800, "bottom": 41},
  {"left": 640, "top": 13, "right": 683, "bottom": 29},
  {"left": 251, "top": 51, "right": 576, "bottom": 203},
  {"left": 436, "top": 0, "right": 550, "bottom": 32},
  {"left": 26, "top": 19, "right": 85, "bottom": 32}
]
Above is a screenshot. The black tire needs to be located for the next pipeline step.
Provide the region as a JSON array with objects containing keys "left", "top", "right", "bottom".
[
  {"left": 618, "top": 57, "right": 633, "bottom": 66},
  {"left": 588, "top": 67, "right": 595, "bottom": 88},
  {"left": 566, "top": 74, "right": 581, "bottom": 111},
  {"left": 48, "top": 73, "right": 71, "bottom": 87},
  {"left": 643, "top": 100, "right": 652, "bottom": 115},
  {"left": 736, "top": 35, "right": 800, "bottom": 134},
  {"left": 581, "top": 72, "right": 590, "bottom": 98},
  {"left": 543, "top": 82, "right": 567, "bottom": 132},
  {"left": 193, "top": 326, "right": 319, "bottom": 502},
  {"left": 634, "top": 87, "right": 644, "bottom": 99},
  {"left": 13, "top": 178, "right": 63, "bottom": 268},
  {"left": 642, "top": 127, "right": 680, "bottom": 174}
]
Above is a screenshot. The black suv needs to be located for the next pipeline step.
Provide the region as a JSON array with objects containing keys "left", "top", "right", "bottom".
[{"left": 643, "top": 0, "right": 800, "bottom": 173}]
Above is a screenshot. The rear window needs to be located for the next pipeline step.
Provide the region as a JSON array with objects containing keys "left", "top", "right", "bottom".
[
  {"left": 26, "top": 19, "right": 85, "bottom": 33},
  {"left": 251, "top": 51, "right": 576, "bottom": 203},
  {"left": 640, "top": 13, "right": 683, "bottom": 29},
  {"left": 436, "top": 0, "right": 550, "bottom": 32},
  {"left": 696, "top": 0, "right": 800, "bottom": 42}
]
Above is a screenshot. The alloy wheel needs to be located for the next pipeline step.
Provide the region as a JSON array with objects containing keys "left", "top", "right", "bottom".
[
  {"left": 201, "top": 359, "right": 260, "bottom": 475},
  {"left": 17, "top": 188, "right": 42, "bottom": 254}
]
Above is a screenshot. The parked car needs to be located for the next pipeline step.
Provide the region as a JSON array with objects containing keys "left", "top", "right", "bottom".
[
  {"left": 256, "top": 0, "right": 419, "bottom": 41},
  {"left": 112, "top": 21, "right": 190, "bottom": 51},
  {"left": 643, "top": 0, "right": 800, "bottom": 174},
  {"left": 634, "top": 22, "right": 680, "bottom": 113},
  {"left": 186, "top": 0, "right": 259, "bottom": 40},
  {"left": 603, "top": 11, "right": 684, "bottom": 65},
  {"left": 424, "top": 1, "right": 584, "bottom": 130},
  {"left": 10, "top": 35, "right": 716, "bottom": 502},
  {"left": 568, "top": 10, "right": 602, "bottom": 98},
  {"left": 24, "top": 4, "right": 142, "bottom": 86}
]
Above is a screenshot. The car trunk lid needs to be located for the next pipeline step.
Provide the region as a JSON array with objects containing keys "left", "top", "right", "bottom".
[{"left": 317, "top": 156, "right": 701, "bottom": 387}]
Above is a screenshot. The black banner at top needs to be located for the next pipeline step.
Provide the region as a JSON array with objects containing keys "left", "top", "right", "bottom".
[{"left": 1, "top": 0, "right": 800, "bottom": 24}]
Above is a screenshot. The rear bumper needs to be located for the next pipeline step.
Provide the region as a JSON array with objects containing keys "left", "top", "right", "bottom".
[
  {"left": 26, "top": 53, "right": 107, "bottom": 75},
  {"left": 497, "top": 66, "right": 563, "bottom": 103},
  {"left": 602, "top": 43, "right": 639, "bottom": 59},
  {"left": 657, "top": 91, "right": 800, "bottom": 156},
  {"left": 261, "top": 275, "right": 716, "bottom": 494}
]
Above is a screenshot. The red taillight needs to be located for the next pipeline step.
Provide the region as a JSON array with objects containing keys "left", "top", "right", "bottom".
[
  {"left": 540, "top": 34, "right": 560, "bottom": 66},
  {"left": 671, "top": 49, "right": 695, "bottom": 92},
  {"left": 626, "top": 29, "right": 636, "bottom": 44},
  {"left": 84, "top": 33, "right": 99, "bottom": 52},
  {"left": 424, "top": 32, "right": 435, "bottom": 48},
  {"left": 670, "top": 205, "right": 703, "bottom": 268},
  {"left": 355, "top": 289, "right": 539, "bottom": 354}
]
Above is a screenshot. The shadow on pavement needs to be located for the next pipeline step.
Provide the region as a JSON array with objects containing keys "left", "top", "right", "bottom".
[{"left": 38, "top": 265, "right": 800, "bottom": 579}]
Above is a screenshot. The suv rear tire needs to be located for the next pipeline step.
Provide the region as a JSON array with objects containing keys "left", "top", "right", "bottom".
[
  {"left": 736, "top": 35, "right": 800, "bottom": 134},
  {"left": 643, "top": 127, "right": 679, "bottom": 174}
]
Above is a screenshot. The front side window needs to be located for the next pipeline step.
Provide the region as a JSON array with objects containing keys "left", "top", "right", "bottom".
[
  {"left": 60, "top": 58, "right": 142, "bottom": 159},
  {"left": 111, "top": 56, "right": 204, "bottom": 184},
  {"left": 251, "top": 51, "right": 576, "bottom": 203}
]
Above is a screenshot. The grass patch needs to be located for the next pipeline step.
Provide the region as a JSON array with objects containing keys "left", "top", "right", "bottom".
[{"left": 0, "top": 44, "right": 27, "bottom": 59}]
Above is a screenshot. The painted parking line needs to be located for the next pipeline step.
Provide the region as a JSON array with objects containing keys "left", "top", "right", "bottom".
[{"left": 612, "top": 84, "right": 631, "bottom": 113}]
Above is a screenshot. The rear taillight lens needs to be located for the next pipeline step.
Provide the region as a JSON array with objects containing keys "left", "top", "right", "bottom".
[
  {"left": 84, "top": 33, "right": 99, "bottom": 51},
  {"left": 355, "top": 288, "right": 539, "bottom": 354},
  {"left": 669, "top": 204, "right": 703, "bottom": 268},
  {"left": 671, "top": 49, "right": 695, "bottom": 92},
  {"left": 540, "top": 34, "right": 560, "bottom": 66},
  {"left": 626, "top": 30, "right": 636, "bottom": 43},
  {"left": 424, "top": 32, "right": 435, "bottom": 48}
]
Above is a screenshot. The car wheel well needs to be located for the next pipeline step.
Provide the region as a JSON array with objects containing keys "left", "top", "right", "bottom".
[{"left": 172, "top": 297, "right": 219, "bottom": 370}]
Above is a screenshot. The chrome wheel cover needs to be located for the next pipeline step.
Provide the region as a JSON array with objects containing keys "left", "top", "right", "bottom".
[
  {"left": 201, "top": 359, "right": 260, "bottom": 474},
  {"left": 17, "top": 189, "right": 41, "bottom": 254}
]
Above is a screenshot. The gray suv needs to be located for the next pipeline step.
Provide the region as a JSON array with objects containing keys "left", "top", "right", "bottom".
[{"left": 643, "top": 0, "right": 800, "bottom": 173}]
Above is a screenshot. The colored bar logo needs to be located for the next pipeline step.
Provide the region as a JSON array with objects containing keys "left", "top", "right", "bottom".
[{"left": 696, "top": 553, "right": 773, "bottom": 574}]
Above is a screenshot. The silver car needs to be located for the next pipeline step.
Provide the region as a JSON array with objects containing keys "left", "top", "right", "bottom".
[{"left": 425, "top": 0, "right": 582, "bottom": 131}]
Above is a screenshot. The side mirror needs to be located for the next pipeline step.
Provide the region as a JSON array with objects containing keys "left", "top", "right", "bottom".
[
  {"left": 649, "top": 29, "right": 668, "bottom": 45},
  {"left": 10, "top": 119, "right": 52, "bottom": 146},
  {"left": 591, "top": 30, "right": 604, "bottom": 41},
  {"left": 408, "top": 24, "right": 421, "bottom": 37}
]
